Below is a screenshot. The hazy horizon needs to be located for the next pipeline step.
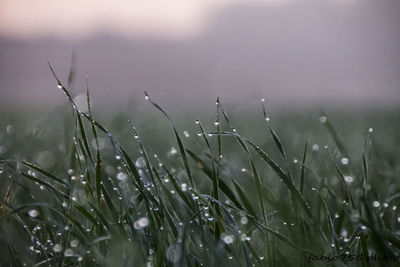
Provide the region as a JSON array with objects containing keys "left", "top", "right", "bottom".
[{"left": 1, "top": 0, "right": 399, "bottom": 111}]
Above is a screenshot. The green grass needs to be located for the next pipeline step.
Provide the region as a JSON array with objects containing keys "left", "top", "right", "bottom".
[{"left": 1, "top": 67, "right": 400, "bottom": 266}]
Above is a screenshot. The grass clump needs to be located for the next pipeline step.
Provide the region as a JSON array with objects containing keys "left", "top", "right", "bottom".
[{"left": 0, "top": 66, "right": 400, "bottom": 266}]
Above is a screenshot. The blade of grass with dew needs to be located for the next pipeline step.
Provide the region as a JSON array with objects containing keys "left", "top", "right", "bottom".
[
  {"left": 86, "top": 82, "right": 103, "bottom": 206},
  {"left": 21, "top": 162, "right": 69, "bottom": 187},
  {"left": 144, "top": 92, "right": 195, "bottom": 190},
  {"left": 261, "top": 100, "right": 293, "bottom": 180},
  {"left": 162, "top": 165, "right": 195, "bottom": 212},
  {"left": 214, "top": 98, "right": 222, "bottom": 241},
  {"left": 216, "top": 102, "right": 266, "bottom": 224},
  {"left": 20, "top": 173, "right": 69, "bottom": 199}
]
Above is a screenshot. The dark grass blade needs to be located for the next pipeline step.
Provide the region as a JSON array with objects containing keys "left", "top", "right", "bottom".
[
  {"left": 186, "top": 149, "right": 245, "bottom": 211},
  {"left": 231, "top": 180, "right": 257, "bottom": 217},
  {"left": 300, "top": 142, "right": 308, "bottom": 194}
]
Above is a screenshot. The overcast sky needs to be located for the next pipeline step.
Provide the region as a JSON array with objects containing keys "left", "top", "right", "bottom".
[
  {"left": 0, "top": 0, "right": 366, "bottom": 39},
  {"left": 0, "top": 0, "right": 399, "bottom": 110}
]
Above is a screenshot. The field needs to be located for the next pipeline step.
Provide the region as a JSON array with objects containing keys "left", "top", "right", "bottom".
[{"left": 1, "top": 70, "right": 400, "bottom": 266}]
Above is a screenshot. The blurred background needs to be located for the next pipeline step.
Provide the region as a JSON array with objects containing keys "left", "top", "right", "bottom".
[{"left": 0, "top": 0, "right": 399, "bottom": 113}]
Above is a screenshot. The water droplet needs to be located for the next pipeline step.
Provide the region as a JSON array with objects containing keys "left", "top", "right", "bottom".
[
  {"left": 181, "top": 183, "right": 187, "bottom": 192},
  {"left": 260, "top": 98, "right": 265, "bottom": 102},
  {"left": 115, "top": 155, "right": 121, "bottom": 160},
  {"left": 372, "top": 201, "right": 380, "bottom": 208},
  {"left": 259, "top": 256, "right": 265, "bottom": 260},
  {"left": 70, "top": 240, "right": 79, "bottom": 248},
  {"left": 134, "top": 217, "right": 149, "bottom": 230},
  {"left": 135, "top": 157, "right": 146, "bottom": 168},
  {"left": 312, "top": 144, "right": 319, "bottom": 151},
  {"left": 340, "top": 157, "right": 349, "bottom": 165},
  {"left": 168, "top": 147, "right": 178, "bottom": 156},
  {"left": 222, "top": 234, "right": 235, "bottom": 244},
  {"left": 67, "top": 169, "right": 74, "bottom": 175},
  {"left": 392, "top": 206, "right": 397, "bottom": 210},
  {"left": 368, "top": 128, "right": 373, "bottom": 133},
  {"left": 57, "top": 83, "right": 62, "bottom": 89},
  {"left": 265, "top": 117, "right": 270, "bottom": 122},
  {"left": 29, "top": 209, "right": 39, "bottom": 218},
  {"left": 117, "top": 172, "right": 127, "bottom": 181},
  {"left": 240, "top": 234, "right": 250, "bottom": 241},
  {"left": 293, "top": 159, "right": 298, "bottom": 164},
  {"left": 214, "top": 121, "right": 219, "bottom": 126},
  {"left": 344, "top": 175, "right": 354, "bottom": 184},
  {"left": 64, "top": 248, "right": 74, "bottom": 257},
  {"left": 241, "top": 168, "right": 246, "bottom": 172},
  {"left": 53, "top": 244, "right": 62, "bottom": 252},
  {"left": 360, "top": 225, "right": 367, "bottom": 230},
  {"left": 383, "top": 203, "right": 389, "bottom": 208},
  {"left": 145, "top": 95, "right": 149, "bottom": 101},
  {"left": 319, "top": 116, "right": 327, "bottom": 123},
  {"left": 240, "top": 216, "right": 248, "bottom": 225},
  {"left": 195, "top": 120, "right": 200, "bottom": 125},
  {"left": 183, "top": 131, "right": 190, "bottom": 138}
]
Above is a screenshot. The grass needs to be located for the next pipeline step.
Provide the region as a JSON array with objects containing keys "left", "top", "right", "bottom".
[{"left": 0, "top": 66, "right": 400, "bottom": 266}]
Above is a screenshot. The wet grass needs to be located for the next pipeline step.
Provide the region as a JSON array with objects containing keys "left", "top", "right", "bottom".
[{"left": 0, "top": 67, "right": 400, "bottom": 266}]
